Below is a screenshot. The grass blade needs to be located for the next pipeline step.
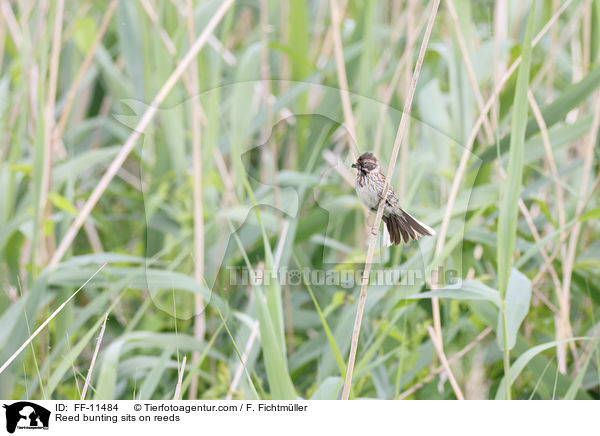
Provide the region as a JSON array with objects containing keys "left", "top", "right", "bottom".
[{"left": 496, "top": 0, "right": 537, "bottom": 400}]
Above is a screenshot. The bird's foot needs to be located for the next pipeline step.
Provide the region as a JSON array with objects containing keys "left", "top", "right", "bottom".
[{"left": 378, "top": 193, "right": 390, "bottom": 206}]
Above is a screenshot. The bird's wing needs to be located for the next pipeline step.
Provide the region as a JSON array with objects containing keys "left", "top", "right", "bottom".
[
  {"left": 376, "top": 172, "right": 400, "bottom": 208},
  {"left": 384, "top": 185, "right": 400, "bottom": 208},
  {"left": 385, "top": 186, "right": 399, "bottom": 207}
]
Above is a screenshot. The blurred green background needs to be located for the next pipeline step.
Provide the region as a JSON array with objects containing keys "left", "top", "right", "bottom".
[{"left": 0, "top": 0, "right": 599, "bottom": 400}]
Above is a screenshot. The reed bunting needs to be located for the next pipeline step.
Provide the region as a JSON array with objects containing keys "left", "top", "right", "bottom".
[{"left": 352, "top": 152, "right": 435, "bottom": 245}]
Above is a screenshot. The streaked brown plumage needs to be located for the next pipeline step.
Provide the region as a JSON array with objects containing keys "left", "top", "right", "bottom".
[{"left": 352, "top": 152, "right": 435, "bottom": 245}]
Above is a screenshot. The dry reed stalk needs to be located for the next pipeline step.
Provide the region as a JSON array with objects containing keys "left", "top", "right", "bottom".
[
  {"left": 341, "top": 0, "right": 441, "bottom": 400},
  {"left": 582, "top": 0, "right": 592, "bottom": 73},
  {"left": 0, "top": 0, "right": 23, "bottom": 49},
  {"left": 184, "top": 0, "right": 207, "bottom": 400},
  {"left": 427, "top": 326, "right": 465, "bottom": 399},
  {"left": 527, "top": 90, "right": 567, "bottom": 237},
  {"left": 398, "top": 327, "right": 492, "bottom": 399},
  {"left": 226, "top": 321, "right": 259, "bottom": 400},
  {"left": 81, "top": 312, "right": 109, "bottom": 400},
  {"left": 173, "top": 355, "right": 187, "bottom": 400}
]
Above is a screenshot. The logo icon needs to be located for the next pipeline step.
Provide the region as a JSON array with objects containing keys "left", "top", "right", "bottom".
[{"left": 3, "top": 402, "right": 50, "bottom": 433}]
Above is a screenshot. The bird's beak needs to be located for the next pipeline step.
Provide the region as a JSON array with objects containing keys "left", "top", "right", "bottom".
[{"left": 351, "top": 163, "right": 357, "bottom": 168}]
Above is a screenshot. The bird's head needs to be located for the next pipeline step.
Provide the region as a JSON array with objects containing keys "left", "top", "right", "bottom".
[{"left": 352, "top": 152, "right": 380, "bottom": 174}]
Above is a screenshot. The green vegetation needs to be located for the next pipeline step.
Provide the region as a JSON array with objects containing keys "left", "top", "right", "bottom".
[{"left": 0, "top": 0, "right": 599, "bottom": 400}]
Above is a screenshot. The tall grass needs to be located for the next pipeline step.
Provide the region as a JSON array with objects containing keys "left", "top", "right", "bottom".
[
  {"left": 0, "top": 0, "right": 599, "bottom": 400},
  {"left": 497, "top": 0, "right": 536, "bottom": 400}
]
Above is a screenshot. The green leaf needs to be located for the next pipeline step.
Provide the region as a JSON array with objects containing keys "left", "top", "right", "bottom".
[
  {"left": 497, "top": 4, "right": 535, "bottom": 299},
  {"left": 73, "top": 17, "right": 97, "bottom": 54},
  {"left": 497, "top": 269, "right": 531, "bottom": 351},
  {"left": 496, "top": 0, "right": 537, "bottom": 400},
  {"left": 137, "top": 348, "right": 173, "bottom": 400},
  {"left": 297, "top": 255, "right": 346, "bottom": 377},
  {"left": 228, "top": 222, "right": 296, "bottom": 399},
  {"left": 9, "top": 164, "right": 32, "bottom": 175},
  {"left": 407, "top": 280, "right": 502, "bottom": 308},
  {"left": 287, "top": 0, "right": 309, "bottom": 80},
  {"left": 495, "top": 338, "right": 590, "bottom": 400},
  {"left": 94, "top": 339, "right": 125, "bottom": 400},
  {"left": 579, "top": 208, "right": 600, "bottom": 222},
  {"left": 310, "top": 377, "right": 343, "bottom": 400},
  {"left": 48, "top": 192, "right": 78, "bottom": 216},
  {"left": 93, "top": 332, "right": 213, "bottom": 400}
]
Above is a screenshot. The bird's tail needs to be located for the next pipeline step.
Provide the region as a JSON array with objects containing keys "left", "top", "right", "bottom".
[{"left": 383, "top": 210, "right": 435, "bottom": 245}]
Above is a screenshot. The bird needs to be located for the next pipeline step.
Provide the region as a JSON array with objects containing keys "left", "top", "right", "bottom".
[{"left": 352, "top": 151, "right": 435, "bottom": 246}]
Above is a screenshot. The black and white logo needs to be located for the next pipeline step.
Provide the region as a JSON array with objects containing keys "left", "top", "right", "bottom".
[{"left": 3, "top": 402, "right": 50, "bottom": 434}]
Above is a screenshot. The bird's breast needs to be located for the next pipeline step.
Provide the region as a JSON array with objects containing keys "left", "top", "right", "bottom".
[{"left": 355, "top": 174, "right": 381, "bottom": 211}]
